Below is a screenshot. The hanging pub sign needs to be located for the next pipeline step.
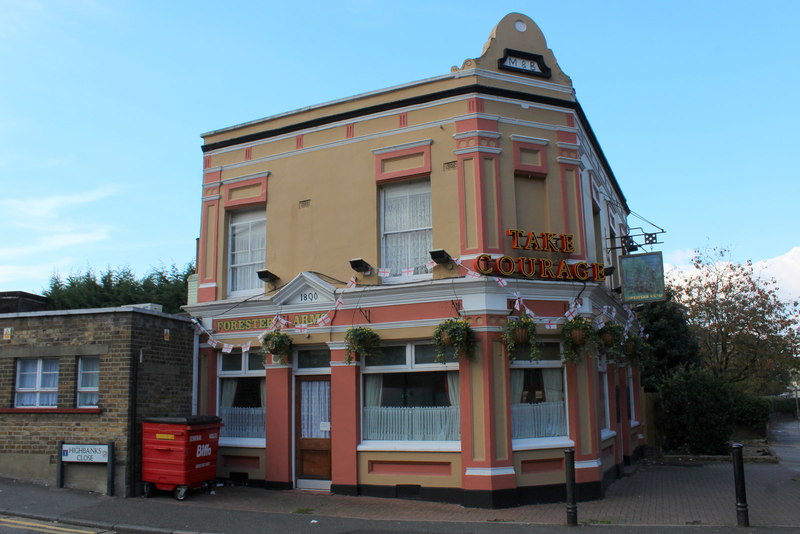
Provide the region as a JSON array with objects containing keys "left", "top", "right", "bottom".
[{"left": 620, "top": 252, "right": 666, "bottom": 303}]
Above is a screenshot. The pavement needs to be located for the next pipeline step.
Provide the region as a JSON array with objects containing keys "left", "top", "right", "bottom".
[{"left": 2, "top": 424, "right": 800, "bottom": 534}]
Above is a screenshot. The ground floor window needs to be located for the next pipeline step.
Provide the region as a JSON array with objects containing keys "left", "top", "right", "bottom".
[
  {"left": 363, "top": 370, "right": 459, "bottom": 441},
  {"left": 510, "top": 367, "right": 566, "bottom": 438},
  {"left": 220, "top": 377, "right": 265, "bottom": 439},
  {"left": 15, "top": 358, "right": 59, "bottom": 407},
  {"left": 219, "top": 350, "right": 265, "bottom": 442},
  {"left": 77, "top": 356, "right": 100, "bottom": 407}
]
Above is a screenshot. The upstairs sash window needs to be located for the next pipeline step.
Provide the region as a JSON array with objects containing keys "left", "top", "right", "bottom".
[
  {"left": 229, "top": 209, "right": 266, "bottom": 295},
  {"left": 381, "top": 181, "right": 431, "bottom": 278}
]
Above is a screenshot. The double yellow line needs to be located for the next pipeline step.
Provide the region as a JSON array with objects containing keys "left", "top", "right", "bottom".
[{"left": 0, "top": 516, "right": 100, "bottom": 534}]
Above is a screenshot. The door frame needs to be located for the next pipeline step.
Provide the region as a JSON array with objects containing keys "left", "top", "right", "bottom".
[{"left": 294, "top": 374, "right": 332, "bottom": 490}]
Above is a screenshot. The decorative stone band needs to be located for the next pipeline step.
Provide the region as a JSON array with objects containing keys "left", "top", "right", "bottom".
[
  {"left": 464, "top": 466, "right": 516, "bottom": 476},
  {"left": 453, "top": 146, "right": 503, "bottom": 155}
]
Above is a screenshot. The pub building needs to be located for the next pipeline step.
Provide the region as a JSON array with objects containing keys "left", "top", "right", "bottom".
[{"left": 184, "top": 13, "right": 644, "bottom": 508}]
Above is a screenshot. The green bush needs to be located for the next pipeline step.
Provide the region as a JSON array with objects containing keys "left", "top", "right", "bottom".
[
  {"left": 767, "top": 396, "right": 798, "bottom": 414},
  {"left": 730, "top": 391, "right": 770, "bottom": 430},
  {"left": 657, "top": 367, "right": 735, "bottom": 455}
]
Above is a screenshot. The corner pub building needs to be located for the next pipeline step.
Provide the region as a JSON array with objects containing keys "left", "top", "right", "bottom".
[{"left": 184, "top": 13, "right": 645, "bottom": 508}]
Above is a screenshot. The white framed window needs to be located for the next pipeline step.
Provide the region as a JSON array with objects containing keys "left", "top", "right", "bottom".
[
  {"left": 77, "top": 356, "right": 100, "bottom": 408},
  {"left": 510, "top": 343, "right": 567, "bottom": 440},
  {"left": 218, "top": 349, "right": 265, "bottom": 446},
  {"left": 598, "top": 357, "right": 610, "bottom": 430},
  {"left": 228, "top": 209, "right": 266, "bottom": 296},
  {"left": 362, "top": 343, "right": 459, "bottom": 442},
  {"left": 15, "top": 358, "right": 59, "bottom": 408},
  {"left": 380, "top": 180, "right": 432, "bottom": 280},
  {"left": 294, "top": 347, "right": 331, "bottom": 375}
]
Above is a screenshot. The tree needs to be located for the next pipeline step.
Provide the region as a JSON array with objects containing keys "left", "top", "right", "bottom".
[
  {"left": 668, "top": 248, "right": 799, "bottom": 393},
  {"left": 43, "top": 263, "right": 195, "bottom": 314},
  {"left": 637, "top": 289, "right": 700, "bottom": 391}
]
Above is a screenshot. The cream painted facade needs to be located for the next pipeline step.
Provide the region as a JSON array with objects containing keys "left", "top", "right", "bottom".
[{"left": 185, "top": 13, "right": 644, "bottom": 508}]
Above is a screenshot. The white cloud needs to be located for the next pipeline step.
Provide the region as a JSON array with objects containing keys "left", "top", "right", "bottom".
[
  {"left": 0, "top": 186, "right": 121, "bottom": 223},
  {"left": 0, "top": 261, "right": 68, "bottom": 288},
  {"left": 663, "top": 248, "right": 696, "bottom": 274},
  {"left": 0, "top": 230, "right": 110, "bottom": 260},
  {"left": 755, "top": 247, "right": 800, "bottom": 304}
]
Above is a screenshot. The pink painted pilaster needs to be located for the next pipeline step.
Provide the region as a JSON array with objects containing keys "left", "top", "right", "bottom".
[
  {"left": 330, "top": 348, "right": 360, "bottom": 489},
  {"left": 265, "top": 366, "right": 293, "bottom": 486},
  {"left": 460, "top": 327, "right": 516, "bottom": 492},
  {"left": 454, "top": 117, "right": 503, "bottom": 256}
]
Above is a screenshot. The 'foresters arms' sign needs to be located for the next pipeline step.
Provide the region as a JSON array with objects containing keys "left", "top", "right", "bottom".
[
  {"left": 214, "top": 313, "right": 327, "bottom": 333},
  {"left": 472, "top": 229, "right": 607, "bottom": 281}
]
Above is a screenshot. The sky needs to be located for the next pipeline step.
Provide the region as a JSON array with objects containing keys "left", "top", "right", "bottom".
[{"left": 1, "top": 0, "right": 798, "bottom": 302}]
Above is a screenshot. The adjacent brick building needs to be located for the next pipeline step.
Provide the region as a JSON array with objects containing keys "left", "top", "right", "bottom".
[{"left": 0, "top": 305, "right": 195, "bottom": 496}]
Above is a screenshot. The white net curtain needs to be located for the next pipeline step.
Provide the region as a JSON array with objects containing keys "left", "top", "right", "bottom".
[
  {"left": 363, "top": 371, "right": 460, "bottom": 441},
  {"left": 229, "top": 210, "right": 266, "bottom": 293},
  {"left": 301, "top": 380, "right": 331, "bottom": 439},
  {"left": 510, "top": 368, "right": 566, "bottom": 438},
  {"left": 382, "top": 181, "right": 431, "bottom": 276},
  {"left": 15, "top": 359, "right": 58, "bottom": 407},
  {"left": 219, "top": 377, "right": 266, "bottom": 439}
]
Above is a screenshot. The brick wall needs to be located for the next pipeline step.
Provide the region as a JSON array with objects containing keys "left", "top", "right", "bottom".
[{"left": 0, "top": 308, "right": 194, "bottom": 495}]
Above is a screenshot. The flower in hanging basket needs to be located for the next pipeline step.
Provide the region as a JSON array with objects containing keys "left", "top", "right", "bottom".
[
  {"left": 433, "top": 318, "right": 476, "bottom": 364},
  {"left": 560, "top": 316, "right": 597, "bottom": 363},
  {"left": 597, "top": 322, "right": 624, "bottom": 360},
  {"left": 501, "top": 316, "right": 540, "bottom": 362},
  {"left": 344, "top": 326, "right": 382, "bottom": 365},
  {"left": 261, "top": 330, "right": 293, "bottom": 364}
]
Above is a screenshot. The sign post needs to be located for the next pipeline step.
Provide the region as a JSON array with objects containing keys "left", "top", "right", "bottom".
[{"left": 57, "top": 441, "right": 115, "bottom": 496}]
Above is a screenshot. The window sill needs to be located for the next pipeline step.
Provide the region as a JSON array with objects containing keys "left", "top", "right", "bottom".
[
  {"left": 379, "top": 274, "right": 433, "bottom": 285},
  {"left": 512, "top": 437, "right": 574, "bottom": 451},
  {"left": 358, "top": 440, "right": 460, "bottom": 452},
  {"left": 219, "top": 437, "right": 266, "bottom": 448},
  {"left": 0, "top": 408, "right": 101, "bottom": 414},
  {"left": 601, "top": 428, "right": 617, "bottom": 442}
]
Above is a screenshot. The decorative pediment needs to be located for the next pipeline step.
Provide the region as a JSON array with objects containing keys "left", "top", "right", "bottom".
[
  {"left": 271, "top": 272, "right": 338, "bottom": 307},
  {"left": 451, "top": 13, "right": 572, "bottom": 89}
]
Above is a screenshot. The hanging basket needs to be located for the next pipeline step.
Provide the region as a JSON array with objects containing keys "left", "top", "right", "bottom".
[
  {"left": 260, "top": 330, "right": 293, "bottom": 365},
  {"left": 601, "top": 332, "right": 615, "bottom": 347},
  {"left": 344, "top": 326, "right": 382, "bottom": 365},
  {"left": 433, "top": 318, "right": 476, "bottom": 363},
  {"left": 512, "top": 325, "right": 530, "bottom": 345},
  {"left": 501, "top": 316, "right": 539, "bottom": 362},
  {"left": 571, "top": 328, "right": 586, "bottom": 347},
  {"left": 439, "top": 330, "right": 454, "bottom": 347},
  {"left": 597, "top": 322, "right": 624, "bottom": 360},
  {"left": 560, "top": 317, "right": 597, "bottom": 364}
]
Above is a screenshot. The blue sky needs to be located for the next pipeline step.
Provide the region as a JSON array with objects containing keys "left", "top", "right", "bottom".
[{"left": 1, "top": 0, "right": 798, "bottom": 301}]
